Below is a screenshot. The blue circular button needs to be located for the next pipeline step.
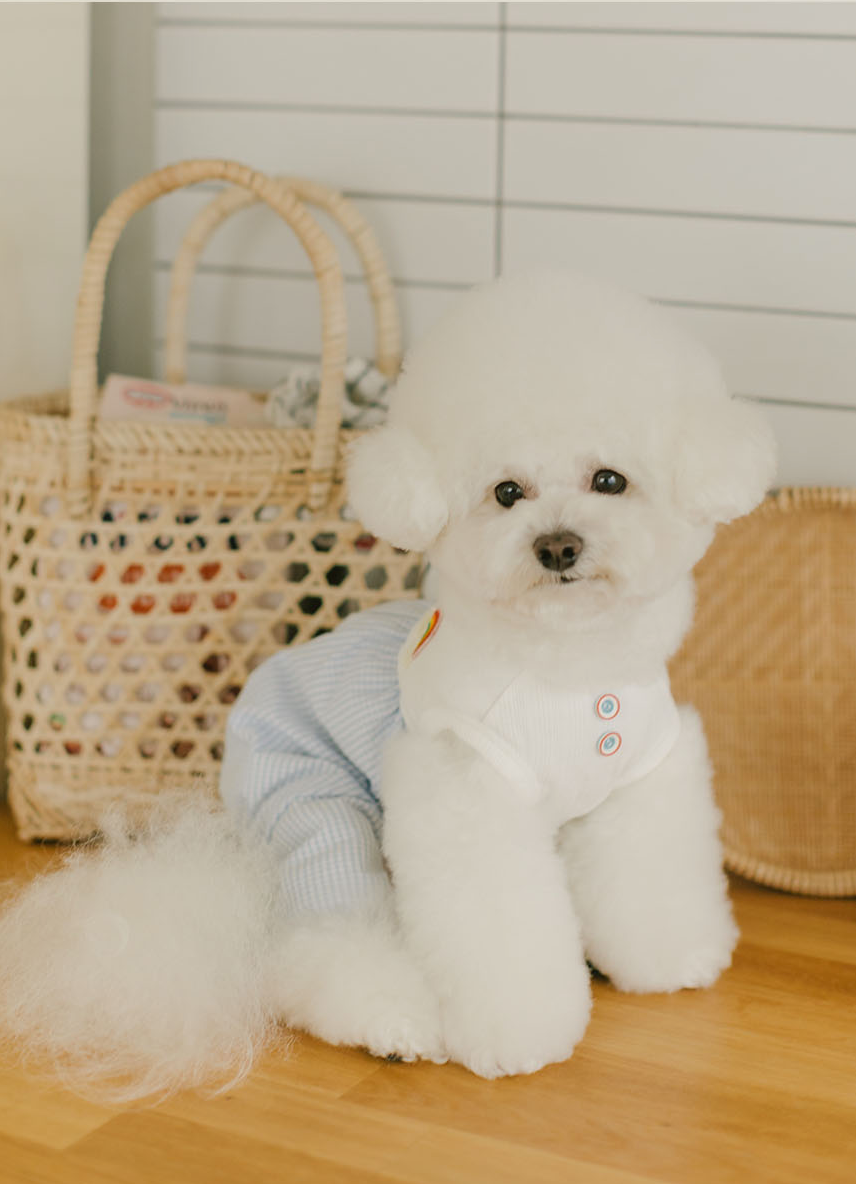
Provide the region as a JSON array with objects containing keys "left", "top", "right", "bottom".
[
  {"left": 598, "top": 731, "right": 622, "bottom": 757},
  {"left": 596, "top": 693, "right": 620, "bottom": 720}
]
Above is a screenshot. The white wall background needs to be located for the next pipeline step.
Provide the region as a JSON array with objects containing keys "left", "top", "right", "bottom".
[
  {"left": 0, "top": 2, "right": 89, "bottom": 399},
  {"left": 149, "top": 3, "right": 856, "bottom": 485}
]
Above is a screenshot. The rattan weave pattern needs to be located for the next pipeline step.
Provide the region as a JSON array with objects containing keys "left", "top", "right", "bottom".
[
  {"left": 670, "top": 487, "right": 856, "bottom": 896},
  {"left": 0, "top": 161, "right": 420, "bottom": 841}
]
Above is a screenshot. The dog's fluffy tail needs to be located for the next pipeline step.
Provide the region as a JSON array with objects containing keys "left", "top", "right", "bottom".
[{"left": 0, "top": 799, "right": 285, "bottom": 1103}]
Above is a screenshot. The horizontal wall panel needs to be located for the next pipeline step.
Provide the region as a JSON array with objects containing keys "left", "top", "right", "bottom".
[
  {"left": 153, "top": 189, "right": 494, "bottom": 287},
  {"left": 156, "top": 25, "right": 499, "bottom": 112},
  {"left": 506, "top": 3, "right": 856, "bottom": 36},
  {"left": 504, "top": 120, "right": 856, "bottom": 223},
  {"left": 152, "top": 271, "right": 360, "bottom": 362},
  {"left": 505, "top": 32, "right": 856, "bottom": 127},
  {"left": 139, "top": 0, "right": 856, "bottom": 490},
  {"left": 152, "top": 271, "right": 460, "bottom": 371},
  {"left": 155, "top": 109, "right": 496, "bottom": 200},
  {"left": 159, "top": 4, "right": 500, "bottom": 28},
  {"left": 151, "top": 250, "right": 856, "bottom": 415},
  {"left": 502, "top": 207, "right": 856, "bottom": 317},
  {"left": 153, "top": 194, "right": 856, "bottom": 411},
  {"left": 759, "top": 401, "right": 856, "bottom": 487},
  {"left": 669, "top": 306, "right": 856, "bottom": 410},
  {"left": 152, "top": 344, "right": 308, "bottom": 394}
]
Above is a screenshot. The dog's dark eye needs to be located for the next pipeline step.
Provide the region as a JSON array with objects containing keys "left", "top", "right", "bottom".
[
  {"left": 494, "top": 480, "right": 526, "bottom": 508},
  {"left": 591, "top": 469, "right": 627, "bottom": 496}
]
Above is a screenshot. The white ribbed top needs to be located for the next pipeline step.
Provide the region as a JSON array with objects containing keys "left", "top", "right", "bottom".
[{"left": 399, "top": 606, "right": 681, "bottom": 821}]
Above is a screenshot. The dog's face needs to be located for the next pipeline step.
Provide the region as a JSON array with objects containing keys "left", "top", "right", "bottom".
[
  {"left": 347, "top": 271, "right": 777, "bottom": 625},
  {"left": 425, "top": 428, "right": 719, "bottom": 624}
]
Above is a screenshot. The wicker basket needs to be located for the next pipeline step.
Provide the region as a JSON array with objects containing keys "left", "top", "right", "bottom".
[
  {"left": 0, "top": 159, "right": 421, "bottom": 841},
  {"left": 670, "top": 487, "right": 856, "bottom": 897},
  {"left": 162, "top": 174, "right": 401, "bottom": 383}
]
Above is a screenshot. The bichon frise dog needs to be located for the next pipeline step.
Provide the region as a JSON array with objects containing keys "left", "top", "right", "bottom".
[{"left": 0, "top": 271, "right": 775, "bottom": 1097}]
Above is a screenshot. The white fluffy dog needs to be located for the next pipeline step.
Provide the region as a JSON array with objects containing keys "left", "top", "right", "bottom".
[{"left": 0, "top": 271, "right": 775, "bottom": 1097}]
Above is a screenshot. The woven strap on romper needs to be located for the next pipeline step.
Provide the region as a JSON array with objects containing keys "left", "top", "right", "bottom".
[
  {"left": 163, "top": 176, "right": 402, "bottom": 383},
  {"left": 68, "top": 159, "right": 348, "bottom": 517}
]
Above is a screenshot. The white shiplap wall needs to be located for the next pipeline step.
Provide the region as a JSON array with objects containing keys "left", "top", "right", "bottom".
[{"left": 150, "top": 1, "right": 856, "bottom": 486}]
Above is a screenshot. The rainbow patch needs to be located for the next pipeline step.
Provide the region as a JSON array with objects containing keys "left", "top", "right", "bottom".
[{"left": 412, "top": 608, "right": 442, "bottom": 658}]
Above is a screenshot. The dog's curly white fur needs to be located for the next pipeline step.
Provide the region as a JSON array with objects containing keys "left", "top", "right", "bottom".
[
  {"left": 286, "top": 270, "right": 774, "bottom": 1077},
  {"left": 0, "top": 271, "right": 775, "bottom": 1095}
]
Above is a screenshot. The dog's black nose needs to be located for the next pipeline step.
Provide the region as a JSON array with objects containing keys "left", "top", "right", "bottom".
[{"left": 533, "top": 531, "right": 584, "bottom": 573}]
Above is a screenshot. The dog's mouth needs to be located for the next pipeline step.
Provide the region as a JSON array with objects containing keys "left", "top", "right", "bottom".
[
  {"left": 533, "top": 570, "right": 580, "bottom": 591},
  {"left": 537, "top": 568, "right": 608, "bottom": 591}
]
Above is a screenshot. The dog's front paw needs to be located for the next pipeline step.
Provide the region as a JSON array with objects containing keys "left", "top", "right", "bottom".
[
  {"left": 665, "top": 942, "right": 736, "bottom": 991},
  {"left": 268, "top": 911, "right": 446, "bottom": 1064},
  {"left": 441, "top": 971, "right": 591, "bottom": 1079},
  {"left": 593, "top": 912, "right": 739, "bottom": 995}
]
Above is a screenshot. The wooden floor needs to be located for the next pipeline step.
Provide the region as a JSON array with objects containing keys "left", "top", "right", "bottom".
[{"left": 0, "top": 804, "right": 854, "bottom": 1184}]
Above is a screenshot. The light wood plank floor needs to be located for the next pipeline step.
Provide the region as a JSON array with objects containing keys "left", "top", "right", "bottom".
[{"left": 0, "top": 803, "right": 854, "bottom": 1184}]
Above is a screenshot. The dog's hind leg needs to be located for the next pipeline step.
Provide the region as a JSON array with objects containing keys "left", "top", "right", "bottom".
[
  {"left": 558, "top": 705, "right": 739, "bottom": 994},
  {"left": 266, "top": 903, "right": 446, "bottom": 1064},
  {"left": 380, "top": 730, "right": 592, "bottom": 1079}
]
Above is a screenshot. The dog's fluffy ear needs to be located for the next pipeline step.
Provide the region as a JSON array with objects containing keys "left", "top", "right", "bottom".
[
  {"left": 675, "top": 397, "right": 777, "bottom": 525},
  {"left": 346, "top": 425, "right": 449, "bottom": 551}
]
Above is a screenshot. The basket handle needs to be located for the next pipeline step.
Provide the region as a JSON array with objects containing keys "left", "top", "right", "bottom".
[
  {"left": 68, "top": 159, "right": 348, "bottom": 517},
  {"left": 164, "top": 176, "right": 402, "bottom": 384}
]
